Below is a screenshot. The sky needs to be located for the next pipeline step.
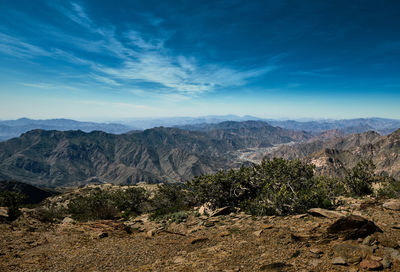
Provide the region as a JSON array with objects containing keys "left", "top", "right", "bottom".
[{"left": 0, "top": 0, "right": 399, "bottom": 121}]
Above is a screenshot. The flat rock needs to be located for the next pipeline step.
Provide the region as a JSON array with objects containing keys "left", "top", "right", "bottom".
[
  {"left": 293, "top": 213, "right": 307, "bottom": 219},
  {"left": 308, "top": 208, "right": 346, "bottom": 219},
  {"left": 327, "top": 215, "right": 382, "bottom": 240},
  {"left": 262, "top": 224, "right": 274, "bottom": 229},
  {"left": 219, "top": 231, "right": 230, "bottom": 237},
  {"left": 362, "top": 235, "right": 375, "bottom": 246},
  {"left": 188, "top": 237, "right": 208, "bottom": 244},
  {"left": 383, "top": 247, "right": 400, "bottom": 261},
  {"left": 332, "top": 256, "right": 347, "bottom": 265},
  {"left": 260, "top": 262, "right": 292, "bottom": 271},
  {"left": 381, "top": 257, "right": 392, "bottom": 269},
  {"left": 383, "top": 200, "right": 400, "bottom": 211},
  {"left": 210, "top": 206, "right": 231, "bottom": 217},
  {"left": 359, "top": 259, "right": 382, "bottom": 270},
  {"left": 333, "top": 243, "right": 371, "bottom": 260},
  {"left": 373, "top": 233, "right": 398, "bottom": 248},
  {"left": 0, "top": 207, "right": 8, "bottom": 218},
  {"left": 146, "top": 229, "right": 156, "bottom": 238},
  {"left": 253, "top": 230, "right": 263, "bottom": 237},
  {"left": 310, "top": 248, "right": 323, "bottom": 254},
  {"left": 62, "top": 217, "right": 74, "bottom": 224},
  {"left": 173, "top": 256, "right": 186, "bottom": 264}
]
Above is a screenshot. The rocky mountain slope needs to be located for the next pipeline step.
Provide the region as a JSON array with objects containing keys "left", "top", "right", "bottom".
[
  {"left": 268, "top": 129, "right": 400, "bottom": 179},
  {"left": 0, "top": 121, "right": 308, "bottom": 187}
]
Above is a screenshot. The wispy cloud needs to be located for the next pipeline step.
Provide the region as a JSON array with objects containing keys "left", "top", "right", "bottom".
[
  {"left": 90, "top": 74, "right": 121, "bottom": 86},
  {"left": 291, "top": 67, "right": 338, "bottom": 77},
  {"left": 21, "top": 82, "right": 54, "bottom": 89},
  {"left": 79, "top": 100, "right": 154, "bottom": 111},
  {"left": 21, "top": 82, "right": 79, "bottom": 91},
  {"left": 0, "top": 33, "right": 51, "bottom": 58},
  {"left": 1, "top": 2, "right": 279, "bottom": 98}
]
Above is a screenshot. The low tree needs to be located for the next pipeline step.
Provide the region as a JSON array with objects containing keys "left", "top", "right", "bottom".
[
  {"left": 0, "top": 191, "right": 26, "bottom": 220},
  {"left": 344, "top": 160, "right": 376, "bottom": 196}
]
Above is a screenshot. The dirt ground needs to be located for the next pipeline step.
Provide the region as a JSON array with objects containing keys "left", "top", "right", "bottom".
[{"left": 1, "top": 197, "right": 400, "bottom": 271}]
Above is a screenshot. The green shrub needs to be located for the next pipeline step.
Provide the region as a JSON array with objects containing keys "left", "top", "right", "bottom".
[
  {"left": 376, "top": 176, "right": 400, "bottom": 198},
  {"left": 149, "top": 210, "right": 189, "bottom": 223},
  {"left": 67, "top": 187, "right": 149, "bottom": 221},
  {"left": 0, "top": 191, "right": 26, "bottom": 220},
  {"left": 111, "top": 187, "right": 149, "bottom": 215},
  {"left": 344, "top": 160, "right": 376, "bottom": 196},
  {"left": 36, "top": 203, "right": 68, "bottom": 223},
  {"left": 149, "top": 184, "right": 194, "bottom": 220},
  {"left": 188, "top": 158, "right": 345, "bottom": 216}
]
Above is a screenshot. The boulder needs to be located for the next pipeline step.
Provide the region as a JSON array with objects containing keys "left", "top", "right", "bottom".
[
  {"left": 327, "top": 215, "right": 382, "bottom": 240},
  {"left": 383, "top": 247, "right": 400, "bottom": 261},
  {"left": 198, "top": 202, "right": 213, "bottom": 216},
  {"left": 62, "top": 217, "right": 74, "bottom": 224},
  {"left": 383, "top": 200, "right": 400, "bottom": 211},
  {"left": 333, "top": 243, "right": 371, "bottom": 260},
  {"left": 373, "top": 233, "right": 398, "bottom": 248}
]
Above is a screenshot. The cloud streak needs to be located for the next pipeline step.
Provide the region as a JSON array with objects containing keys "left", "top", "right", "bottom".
[{"left": 0, "top": 2, "right": 278, "bottom": 99}]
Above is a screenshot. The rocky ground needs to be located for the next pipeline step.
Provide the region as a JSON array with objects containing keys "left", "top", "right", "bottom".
[{"left": 2, "top": 197, "right": 400, "bottom": 271}]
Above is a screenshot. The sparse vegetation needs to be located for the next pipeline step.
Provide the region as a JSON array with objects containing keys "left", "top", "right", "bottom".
[
  {"left": 344, "top": 160, "right": 376, "bottom": 196},
  {"left": 0, "top": 191, "right": 26, "bottom": 220},
  {"left": 188, "top": 158, "right": 343, "bottom": 215},
  {"left": 377, "top": 175, "right": 400, "bottom": 198},
  {"left": 187, "top": 158, "right": 392, "bottom": 216},
  {"left": 29, "top": 159, "right": 397, "bottom": 222},
  {"left": 67, "top": 187, "right": 149, "bottom": 221},
  {"left": 148, "top": 184, "right": 195, "bottom": 220}
]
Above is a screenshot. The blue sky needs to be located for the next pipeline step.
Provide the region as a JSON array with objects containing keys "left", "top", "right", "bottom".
[{"left": 0, "top": 0, "right": 399, "bottom": 120}]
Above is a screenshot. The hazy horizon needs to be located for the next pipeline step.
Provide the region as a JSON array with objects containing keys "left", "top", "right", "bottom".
[
  {"left": 1, "top": 1, "right": 400, "bottom": 120},
  {"left": 1, "top": 115, "right": 400, "bottom": 125}
]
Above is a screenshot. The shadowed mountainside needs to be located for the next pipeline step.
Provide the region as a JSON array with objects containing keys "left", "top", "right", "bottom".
[
  {"left": 0, "top": 180, "right": 57, "bottom": 204},
  {"left": 269, "top": 129, "right": 400, "bottom": 179}
]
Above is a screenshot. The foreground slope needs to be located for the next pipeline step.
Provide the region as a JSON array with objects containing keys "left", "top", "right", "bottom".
[{"left": 1, "top": 196, "right": 400, "bottom": 271}]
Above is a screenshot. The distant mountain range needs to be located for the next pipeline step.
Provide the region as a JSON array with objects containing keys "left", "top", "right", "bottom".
[
  {"left": 1, "top": 116, "right": 399, "bottom": 142},
  {"left": 265, "top": 117, "right": 400, "bottom": 135},
  {"left": 0, "top": 121, "right": 309, "bottom": 187},
  {"left": 0, "top": 118, "right": 133, "bottom": 141},
  {"left": 0, "top": 118, "right": 399, "bottom": 187}
]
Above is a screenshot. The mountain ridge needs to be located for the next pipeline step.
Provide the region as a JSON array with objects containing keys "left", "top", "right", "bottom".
[{"left": 0, "top": 121, "right": 310, "bottom": 187}]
